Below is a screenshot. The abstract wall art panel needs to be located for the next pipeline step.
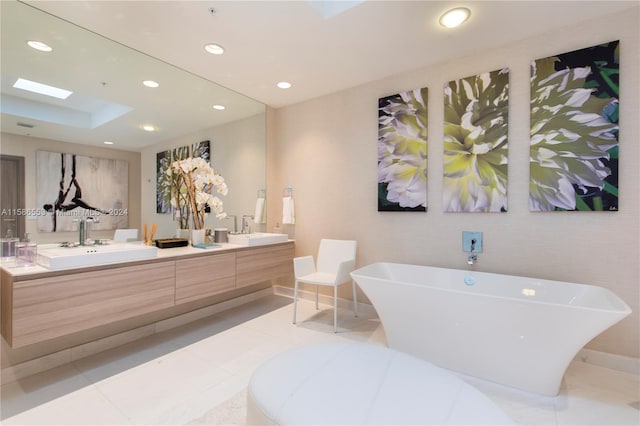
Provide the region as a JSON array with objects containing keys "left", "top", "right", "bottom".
[
  {"left": 443, "top": 68, "right": 509, "bottom": 212},
  {"left": 156, "top": 150, "right": 171, "bottom": 213},
  {"left": 530, "top": 40, "right": 619, "bottom": 212},
  {"left": 377, "top": 87, "right": 428, "bottom": 212},
  {"left": 36, "top": 151, "right": 129, "bottom": 232}
]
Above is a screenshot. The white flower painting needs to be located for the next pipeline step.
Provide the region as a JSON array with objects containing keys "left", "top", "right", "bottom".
[{"left": 377, "top": 87, "right": 428, "bottom": 212}]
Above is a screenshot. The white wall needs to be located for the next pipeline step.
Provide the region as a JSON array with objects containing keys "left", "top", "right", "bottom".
[
  {"left": 269, "top": 8, "right": 639, "bottom": 358},
  {"left": 140, "top": 113, "right": 266, "bottom": 238}
]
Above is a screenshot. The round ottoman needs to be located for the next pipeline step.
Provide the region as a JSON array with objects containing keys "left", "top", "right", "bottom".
[{"left": 247, "top": 342, "right": 512, "bottom": 425}]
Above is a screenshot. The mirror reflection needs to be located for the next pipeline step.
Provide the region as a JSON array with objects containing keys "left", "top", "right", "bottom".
[{"left": 1, "top": 0, "right": 267, "bottom": 239}]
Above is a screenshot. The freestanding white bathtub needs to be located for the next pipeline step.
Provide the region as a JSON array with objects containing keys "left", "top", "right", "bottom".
[{"left": 351, "top": 262, "right": 631, "bottom": 396}]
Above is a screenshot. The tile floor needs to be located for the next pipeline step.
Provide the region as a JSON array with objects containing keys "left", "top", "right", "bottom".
[{"left": 1, "top": 294, "right": 638, "bottom": 425}]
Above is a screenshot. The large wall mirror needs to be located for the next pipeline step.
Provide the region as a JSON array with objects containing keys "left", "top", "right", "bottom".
[{"left": 1, "top": 0, "right": 266, "bottom": 238}]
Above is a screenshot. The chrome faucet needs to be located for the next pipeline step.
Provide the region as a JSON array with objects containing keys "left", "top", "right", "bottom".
[
  {"left": 467, "top": 239, "right": 477, "bottom": 265},
  {"left": 76, "top": 217, "right": 98, "bottom": 245},
  {"left": 241, "top": 215, "right": 254, "bottom": 234},
  {"left": 77, "top": 218, "right": 86, "bottom": 245}
]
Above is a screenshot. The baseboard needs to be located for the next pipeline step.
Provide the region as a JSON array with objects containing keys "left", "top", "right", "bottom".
[
  {"left": 272, "top": 285, "right": 377, "bottom": 317},
  {"left": 575, "top": 348, "right": 640, "bottom": 375},
  {"left": 1, "top": 287, "right": 273, "bottom": 386}
]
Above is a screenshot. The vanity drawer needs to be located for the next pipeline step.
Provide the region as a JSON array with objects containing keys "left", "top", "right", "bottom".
[
  {"left": 175, "top": 252, "right": 236, "bottom": 304},
  {"left": 235, "top": 242, "right": 294, "bottom": 288},
  {"left": 10, "top": 262, "right": 175, "bottom": 347}
]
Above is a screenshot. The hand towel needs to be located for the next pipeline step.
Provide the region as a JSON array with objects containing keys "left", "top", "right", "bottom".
[
  {"left": 282, "top": 196, "right": 295, "bottom": 225},
  {"left": 254, "top": 197, "right": 266, "bottom": 224}
]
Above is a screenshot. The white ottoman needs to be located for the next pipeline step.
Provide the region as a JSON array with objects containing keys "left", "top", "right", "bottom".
[{"left": 247, "top": 342, "right": 512, "bottom": 425}]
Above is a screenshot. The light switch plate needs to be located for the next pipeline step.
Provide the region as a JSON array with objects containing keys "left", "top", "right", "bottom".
[{"left": 462, "top": 231, "right": 483, "bottom": 253}]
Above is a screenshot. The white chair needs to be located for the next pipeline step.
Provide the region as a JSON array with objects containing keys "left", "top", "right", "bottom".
[
  {"left": 113, "top": 228, "right": 138, "bottom": 242},
  {"left": 292, "top": 239, "right": 358, "bottom": 332}
]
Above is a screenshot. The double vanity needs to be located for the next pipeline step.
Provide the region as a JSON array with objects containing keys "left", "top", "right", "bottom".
[{"left": 0, "top": 235, "right": 294, "bottom": 349}]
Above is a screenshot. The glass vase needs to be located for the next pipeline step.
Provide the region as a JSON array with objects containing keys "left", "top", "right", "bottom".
[{"left": 191, "top": 229, "right": 206, "bottom": 245}]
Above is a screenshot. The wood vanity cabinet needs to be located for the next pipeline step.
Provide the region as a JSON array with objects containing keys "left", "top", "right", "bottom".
[
  {"left": 236, "top": 243, "right": 294, "bottom": 288},
  {"left": 175, "top": 252, "right": 236, "bottom": 304},
  {"left": 5, "top": 262, "right": 175, "bottom": 348},
  {"left": 1, "top": 241, "right": 295, "bottom": 348}
]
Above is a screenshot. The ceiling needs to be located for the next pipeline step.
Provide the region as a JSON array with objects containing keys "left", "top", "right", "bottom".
[
  {"left": 24, "top": 0, "right": 636, "bottom": 109},
  {"left": 2, "top": 0, "right": 636, "bottom": 151}
]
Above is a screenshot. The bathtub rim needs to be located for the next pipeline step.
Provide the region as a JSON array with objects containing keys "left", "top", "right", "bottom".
[{"left": 351, "top": 262, "right": 632, "bottom": 315}]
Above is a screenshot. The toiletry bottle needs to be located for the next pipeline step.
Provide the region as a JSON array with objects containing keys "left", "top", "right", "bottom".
[
  {"left": 1, "top": 227, "right": 19, "bottom": 258},
  {"left": 274, "top": 222, "right": 281, "bottom": 234},
  {"left": 16, "top": 233, "right": 37, "bottom": 266}
]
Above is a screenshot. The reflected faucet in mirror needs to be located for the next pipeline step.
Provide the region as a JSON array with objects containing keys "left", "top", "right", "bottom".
[{"left": 241, "top": 215, "right": 254, "bottom": 234}]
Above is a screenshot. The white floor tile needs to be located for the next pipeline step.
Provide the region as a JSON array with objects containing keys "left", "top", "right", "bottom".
[
  {"left": 71, "top": 332, "right": 186, "bottom": 384},
  {"left": 3, "top": 384, "right": 130, "bottom": 425},
  {"left": 156, "top": 370, "right": 250, "bottom": 425},
  {"left": 2, "top": 294, "right": 638, "bottom": 426},
  {"left": 88, "top": 348, "right": 234, "bottom": 425},
  {"left": 460, "top": 373, "right": 559, "bottom": 426},
  {"left": 183, "top": 324, "right": 277, "bottom": 369},
  {"left": 554, "top": 393, "right": 639, "bottom": 426},
  {"left": 554, "top": 362, "right": 640, "bottom": 425},
  {"left": 1, "top": 364, "right": 93, "bottom": 421}
]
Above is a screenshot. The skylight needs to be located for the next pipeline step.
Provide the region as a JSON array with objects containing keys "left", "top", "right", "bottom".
[
  {"left": 13, "top": 78, "right": 72, "bottom": 100},
  {"left": 305, "top": 0, "right": 365, "bottom": 19}
]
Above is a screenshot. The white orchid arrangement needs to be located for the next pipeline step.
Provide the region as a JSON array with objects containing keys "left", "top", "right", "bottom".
[{"left": 167, "top": 157, "right": 228, "bottom": 230}]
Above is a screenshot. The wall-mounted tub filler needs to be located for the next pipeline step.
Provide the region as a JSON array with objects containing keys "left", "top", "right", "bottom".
[{"left": 463, "top": 231, "right": 482, "bottom": 265}]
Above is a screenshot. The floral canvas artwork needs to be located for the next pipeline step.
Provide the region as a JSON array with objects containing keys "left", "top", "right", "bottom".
[
  {"left": 157, "top": 140, "right": 210, "bottom": 214},
  {"left": 173, "top": 140, "right": 210, "bottom": 162},
  {"left": 530, "top": 41, "right": 619, "bottom": 211},
  {"left": 377, "top": 87, "right": 428, "bottom": 212},
  {"left": 443, "top": 68, "right": 509, "bottom": 212},
  {"left": 36, "top": 151, "right": 129, "bottom": 232}
]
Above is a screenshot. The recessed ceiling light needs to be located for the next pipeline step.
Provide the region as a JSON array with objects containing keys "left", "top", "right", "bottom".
[
  {"left": 27, "top": 40, "right": 53, "bottom": 52},
  {"left": 212, "top": 104, "right": 226, "bottom": 110},
  {"left": 204, "top": 43, "right": 225, "bottom": 55},
  {"left": 103, "top": 141, "right": 114, "bottom": 145},
  {"left": 143, "top": 80, "right": 159, "bottom": 88},
  {"left": 13, "top": 78, "right": 72, "bottom": 99},
  {"left": 143, "top": 125, "right": 156, "bottom": 132},
  {"left": 277, "top": 81, "right": 292, "bottom": 89},
  {"left": 439, "top": 7, "right": 471, "bottom": 28}
]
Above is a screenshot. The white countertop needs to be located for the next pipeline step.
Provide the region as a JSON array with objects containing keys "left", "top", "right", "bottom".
[{"left": 1, "top": 240, "right": 293, "bottom": 278}]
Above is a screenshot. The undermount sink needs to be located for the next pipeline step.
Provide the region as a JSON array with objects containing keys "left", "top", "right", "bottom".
[
  {"left": 227, "top": 233, "right": 288, "bottom": 246},
  {"left": 37, "top": 242, "right": 158, "bottom": 270}
]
